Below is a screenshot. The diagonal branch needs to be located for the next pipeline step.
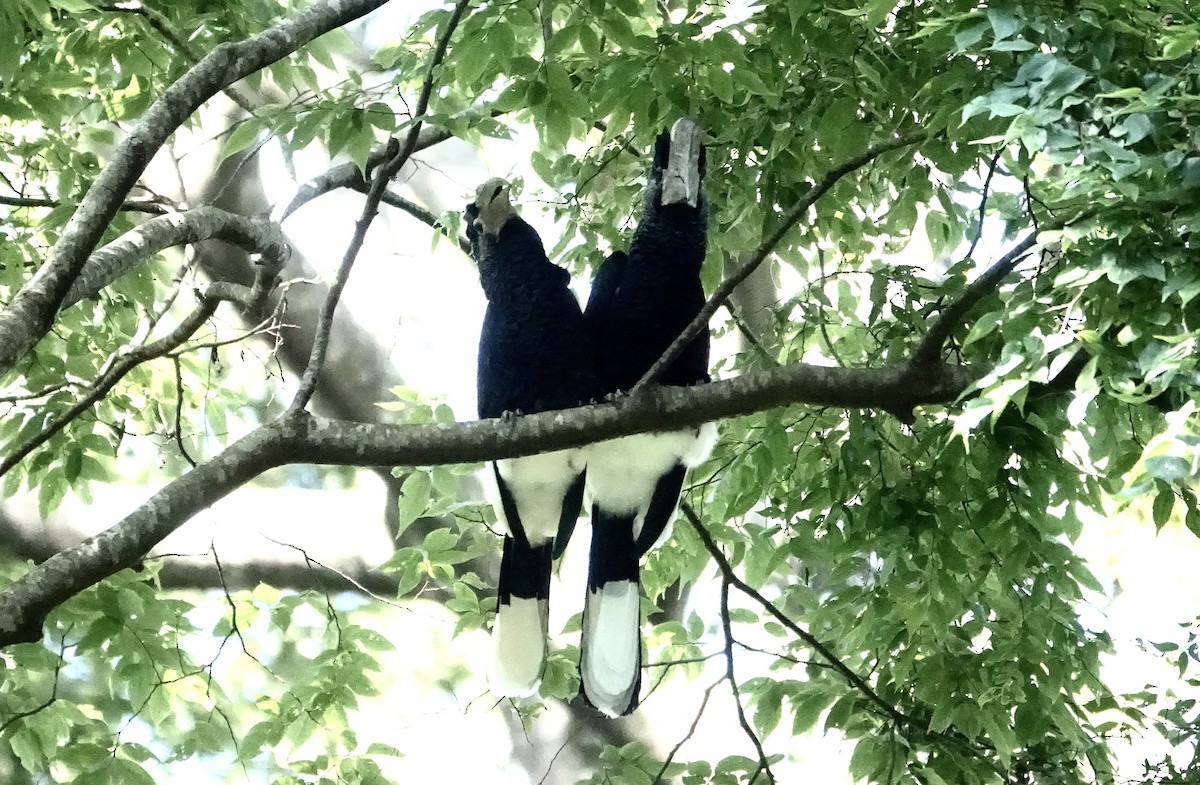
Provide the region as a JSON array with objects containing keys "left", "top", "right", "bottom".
[
  {"left": 652, "top": 680, "right": 721, "bottom": 784},
  {"left": 630, "top": 130, "right": 929, "bottom": 395},
  {"left": 377, "top": 189, "right": 472, "bottom": 257},
  {"left": 274, "top": 122, "right": 460, "bottom": 221},
  {"left": 0, "top": 0, "right": 392, "bottom": 378},
  {"left": 289, "top": 0, "right": 473, "bottom": 411},
  {"left": 910, "top": 206, "right": 1101, "bottom": 367},
  {"left": 0, "top": 281, "right": 275, "bottom": 480},
  {"left": 681, "top": 503, "right": 915, "bottom": 730}
]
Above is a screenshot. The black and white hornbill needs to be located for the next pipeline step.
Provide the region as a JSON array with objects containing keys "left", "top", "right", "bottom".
[
  {"left": 468, "top": 178, "right": 599, "bottom": 699},
  {"left": 579, "top": 119, "right": 718, "bottom": 717}
]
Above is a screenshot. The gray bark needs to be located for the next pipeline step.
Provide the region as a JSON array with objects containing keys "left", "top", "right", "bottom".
[
  {"left": 0, "top": 359, "right": 980, "bottom": 648},
  {"left": 61, "top": 207, "right": 291, "bottom": 311},
  {"left": 0, "top": 0, "right": 392, "bottom": 377}
]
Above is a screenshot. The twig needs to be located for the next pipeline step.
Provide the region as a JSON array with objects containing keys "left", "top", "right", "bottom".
[
  {"left": 645, "top": 651, "right": 723, "bottom": 668},
  {"left": 910, "top": 206, "right": 1101, "bottom": 366},
  {"left": 652, "top": 679, "right": 721, "bottom": 784},
  {"left": 0, "top": 298, "right": 218, "bottom": 479},
  {"left": 257, "top": 534, "right": 408, "bottom": 610},
  {"left": 630, "top": 130, "right": 929, "bottom": 395},
  {"left": 288, "top": 0, "right": 473, "bottom": 411},
  {"left": 681, "top": 502, "right": 915, "bottom": 729},
  {"left": 274, "top": 107, "right": 501, "bottom": 222},
  {"left": 172, "top": 356, "right": 198, "bottom": 468},
  {"left": 963, "top": 149, "right": 1004, "bottom": 262},
  {"left": 0, "top": 382, "right": 72, "bottom": 404},
  {"left": 100, "top": 1, "right": 258, "bottom": 114},
  {"left": 721, "top": 578, "right": 775, "bottom": 784},
  {"left": 0, "top": 194, "right": 171, "bottom": 214},
  {"left": 0, "top": 624, "right": 72, "bottom": 735},
  {"left": 374, "top": 188, "right": 471, "bottom": 257}
]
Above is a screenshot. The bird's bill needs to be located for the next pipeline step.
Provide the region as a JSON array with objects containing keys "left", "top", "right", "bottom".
[{"left": 661, "top": 117, "right": 703, "bottom": 208}]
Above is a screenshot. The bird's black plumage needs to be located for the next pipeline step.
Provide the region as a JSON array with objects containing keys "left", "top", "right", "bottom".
[
  {"left": 579, "top": 119, "right": 717, "bottom": 717},
  {"left": 586, "top": 130, "right": 711, "bottom": 392},
  {"left": 470, "top": 178, "right": 598, "bottom": 699}
]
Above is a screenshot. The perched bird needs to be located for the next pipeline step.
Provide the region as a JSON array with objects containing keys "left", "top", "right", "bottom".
[
  {"left": 580, "top": 119, "right": 718, "bottom": 717},
  {"left": 469, "top": 178, "right": 598, "bottom": 699}
]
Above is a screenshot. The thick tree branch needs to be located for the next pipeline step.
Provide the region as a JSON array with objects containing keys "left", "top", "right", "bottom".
[
  {"left": 631, "top": 130, "right": 930, "bottom": 395},
  {"left": 61, "top": 206, "right": 291, "bottom": 311},
  {"left": 0, "top": 0, "right": 391, "bottom": 378},
  {"left": 0, "top": 359, "right": 977, "bottom": 648},
  {"left": 0, "top": 422, "right": 290, "bottom": 646},
  {"left": 289, "top": 0, "right": 472, "bottom": 411}
]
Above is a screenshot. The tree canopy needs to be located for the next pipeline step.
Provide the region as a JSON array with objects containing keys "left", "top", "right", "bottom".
[{"left": 2, "top": 0, "right": 1200, "bottom": 783}]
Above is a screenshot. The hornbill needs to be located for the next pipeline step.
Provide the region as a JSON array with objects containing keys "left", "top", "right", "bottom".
[
  {"left": 468, "top": 178, "right": 598, "bottom": 699},
  {"left": 579, "top": 119, "right": 718, "bottom": 717}
]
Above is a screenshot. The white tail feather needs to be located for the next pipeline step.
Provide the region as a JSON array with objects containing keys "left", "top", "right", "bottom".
[
  {"left": 580, "top": 580, "right": 640, "bottom": 717},
  {"left": 491, "top": 597, "right": 547, "bottom": 698}
]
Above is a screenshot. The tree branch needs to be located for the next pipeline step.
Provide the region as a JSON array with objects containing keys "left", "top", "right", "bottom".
[
  {"left": 61, "top": 206, "right": 290, "bottom": 311},
  {"left": 0, "top": 358, "right": 977, "bottom": 648},
  {"left": 630, "top": 130, "right": 930, "bottom": 395},
  {"left": 0, "top": 195, "right": 171, "bottom": 214},
  {"left": 910, "top": 206, "right": 1101, "bottom": 367},
  {"left": 274, "top": 120, "right": 468, "bottom": 222},
  {"left": 682, "top": 503, "right": 915, "bottom": 730},
  {"left": 289, "top": 0, "right": 473, "bottom": 411},
  {"left": 0, "top": 0, "right": 392, "bottom": 378},
  {"left": 0, "top": 280, "right": 275, "bottom": 480},
  {"left": 720, "top": 578, "right": 775, "bottom": 784},
  {"left": 377, "top": 188, "right": 473, "bottom": 257}
]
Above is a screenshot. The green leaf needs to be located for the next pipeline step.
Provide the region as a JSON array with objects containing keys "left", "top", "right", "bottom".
[
  {"left": 107, "top": 758, "right": 155, "bottom": 785},
  {"left": 396, "top": 471, "right": 433, "bottom": 532},
  {"left": 1152, "top": 487, "right": 1175, "bottom": 530},
  {"left": 1145, "top": 455, "right": 1191, "bottom": 484},
  {"left": 219, "top": 119, "right": 264, "bottom": 163}
]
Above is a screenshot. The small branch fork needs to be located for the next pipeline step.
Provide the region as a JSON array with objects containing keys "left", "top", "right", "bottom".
[
  {"left": 720, "top": 578, "right": 776, "bottom": 784},
  {"left": 288, "top": 0, "right": 474, "bottom": 412},
  {"left": 910, "top": 205, "right": 1101, "bottom": 367},
  {"left": 681, "top": 504, "right": 1016, "bottom": 776},
  {"left": 0, "top": 279, "right": 279, "bottom": 480}
]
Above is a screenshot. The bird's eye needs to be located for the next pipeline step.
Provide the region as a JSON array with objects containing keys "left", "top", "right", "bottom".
[{"left": 490, "top": 185, "right": 504, "bottom": 202}]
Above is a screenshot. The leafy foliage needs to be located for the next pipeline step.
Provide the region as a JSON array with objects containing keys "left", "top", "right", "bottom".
[{"left": 2, "top": 0, "right": 1200, "bottom": 783}]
